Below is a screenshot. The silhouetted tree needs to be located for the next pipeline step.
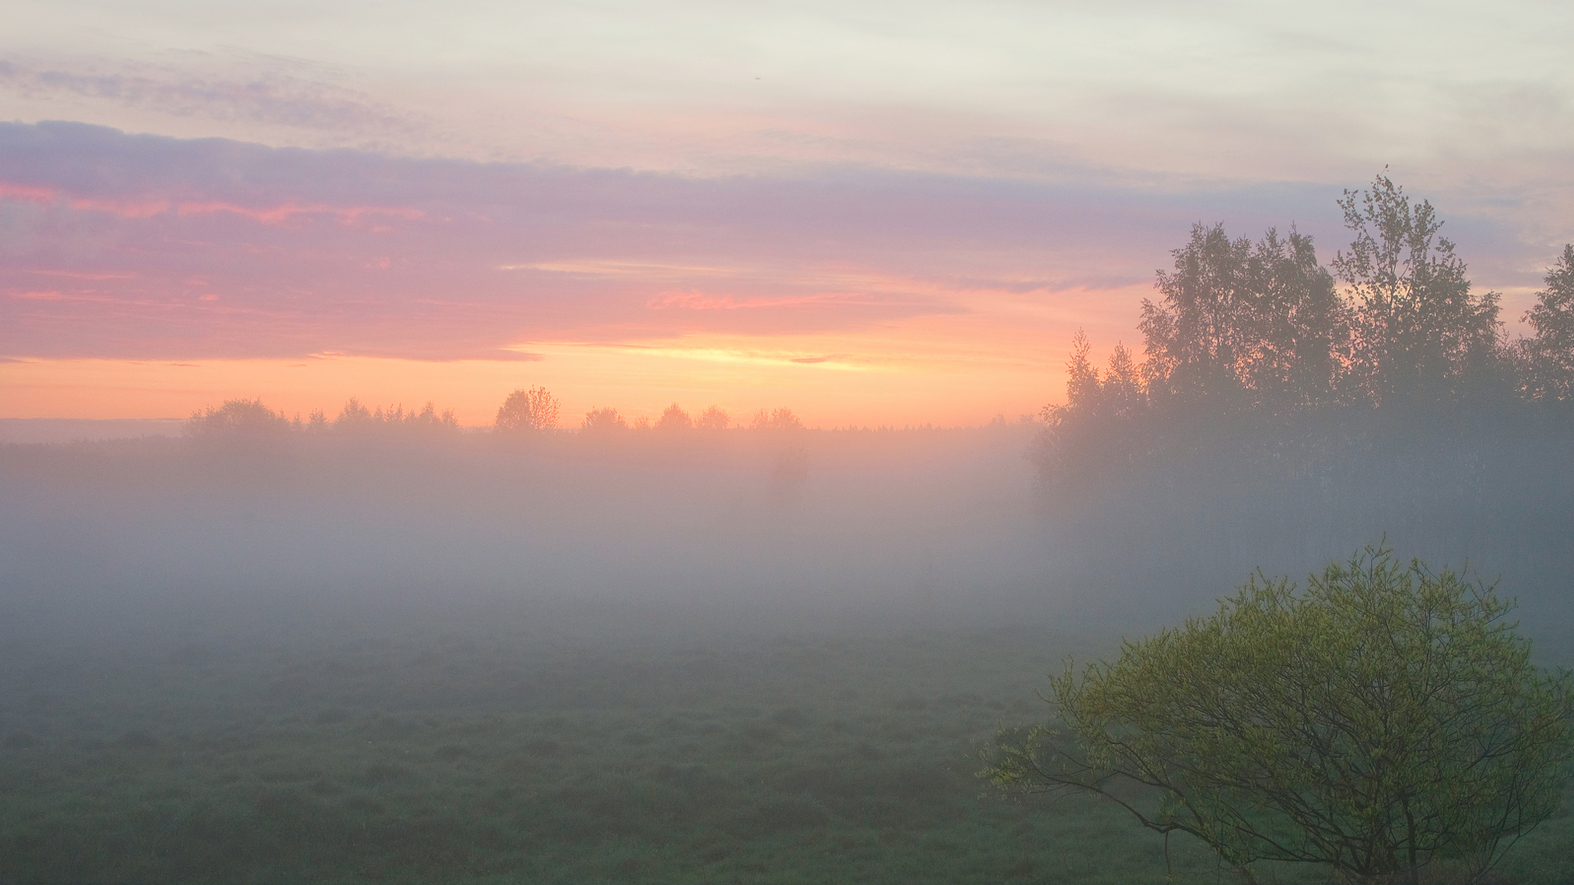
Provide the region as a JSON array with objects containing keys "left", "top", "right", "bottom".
[
  {"left": 336, "top": 398, "right": 460, "bottom": 435},
  {"left": 695, "top": 405, "right": 730, "bottom": 430},
  {"left": 750, "top": 407, "right": 804, "bottom": 432},
  {"left": 1521, "top": 245, "right": 1574, "bottom": 403},
  {"left": 580, "top": 407, "right": 628, "bottom": 433},
  {"left": 495, "top": 386, "right": 560, "bottom": 431},
  {"left": 186, "top": 398, "right": 293, "bottom": 437},
  {"left": 1101, "top": 343, "right": 1144, "bottom": 420},
  {"left": 1035, "top": 331, "right": 1151, "bottom": 492},
  {"left": 334, "top": 397, "right": 375, "bottom": 431},
  {"left": 1141, "top": 224, "right": 1347, "bottom": 415},
  {"left": 1333, "top": 174, "right": 1502, "bottom": 407},
  {"left": 655, "top": 403, "right": 693, "bottom": 431},
  {"left": 1141, "top": 223, "right": 1253, "bottom": 410},
  {"left": 1241, "top": 228, "right": 1350, "bottom": 411},
  {"left": 1062, "top": 330, "right": 1103, "bottom": 416}
]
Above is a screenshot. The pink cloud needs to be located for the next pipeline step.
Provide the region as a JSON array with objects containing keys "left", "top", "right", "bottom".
[
  {"left": 1, "top": 120, "right": 1538, "bottom": 366},
  {"left": 0, "top": 181, "right": 55, "bottom": 202},
  {"left": 2, "top": 180, "right": 423, "bottom": 227},
  {"left": 647, "top": 291, "right": 849, "bottom": 311},
  {"left": 23, "top": 269, "right": 138, "bottom": 281},
  {"left": 173, "top": 201, "right": 424, "bottom": 227},
  {"left": 68, "top": 196, "right": 171, "bottom": 218}
]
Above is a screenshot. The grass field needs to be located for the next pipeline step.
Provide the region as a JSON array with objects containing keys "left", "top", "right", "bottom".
[{"left": 3, "top": 612, "right": 1570, "bottom": 884}]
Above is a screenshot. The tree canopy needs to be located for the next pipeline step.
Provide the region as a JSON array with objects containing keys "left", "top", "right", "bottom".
[
  {"left": 495, "top": 386, "right": 561, "bottom": 432},
  {"left": 983, "top": 544, "right": 1573, "bottom": 884},
  {"left": 1333, "top": 176, "right": 1503, "bottom": 406},
  {"left": 1035, "top": 174, "right": 1574, "bottom": 499},
  {"left": 1521, "top": 245, "right": 1574, "bottom": 402}
]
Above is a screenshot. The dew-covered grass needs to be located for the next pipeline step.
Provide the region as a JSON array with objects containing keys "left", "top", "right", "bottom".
[{"left": 1, "top": 616, "right": 1568, "bottom": 884}]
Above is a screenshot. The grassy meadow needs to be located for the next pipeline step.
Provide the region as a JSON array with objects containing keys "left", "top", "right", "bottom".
[{"left": 3, "top": 611, "right": 1570, "bottom": 885}]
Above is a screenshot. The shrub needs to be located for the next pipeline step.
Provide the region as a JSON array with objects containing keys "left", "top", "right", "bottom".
[{"left": 984, "top": 544, "right": 1574, "bottom": 884}]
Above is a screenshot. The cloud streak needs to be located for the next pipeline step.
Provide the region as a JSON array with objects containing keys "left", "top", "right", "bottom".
[
  {"left": 0, "top": 120, "right": 1537, "bottom": 368},
  {"left": 0, "top": 59, "right": 418, "bottom": 135}
]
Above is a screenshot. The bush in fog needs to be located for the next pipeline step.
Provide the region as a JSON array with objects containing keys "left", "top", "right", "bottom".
[
  {"left": 581, "top": 406, "right": 628, "bottom": 433},
  {"left": 695, "top": 405, "right": 730, "bottom": 430},
  {"left": 984, "top": 544, "right": 1574, "bottom": 884},
  {"left": 335, "top": 398, "right": 460, "bottom": 436},
  {"left": 750, "top": 407, "right": 804, "bottom": 433},
  {"left": 184, "top": 397, "right": 462, "bottom": 446},
  {"left": 186, "top": 398, "right": 294, "bottom": 438},
  {"left": 655, "top": 403, "right": 692, "bottom": 432},
  {"left": 496, "top": 386, "right": 560, "bottom": 432}
]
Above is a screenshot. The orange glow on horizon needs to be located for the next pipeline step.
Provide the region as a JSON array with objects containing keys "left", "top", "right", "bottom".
[
  {"left": 1, "top": 276, "right": 1149, "bottom": 427},
  {"left": 0, "top": 341, "right": 1063, "bottom": 431}
]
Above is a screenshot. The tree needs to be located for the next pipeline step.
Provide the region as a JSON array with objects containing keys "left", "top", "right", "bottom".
[
  {"left": 983, "top": 544, "right": 1572, "bottom": 884},
  {"left": 1032, "top": 332, "right": 1155, "bottom": 494},
  {"left": 695, "top": 405, "right": 730, "bottom": 430},
  {"left": 186, "top": 398, "right": 293, "bottom": 437},
  {"left": 1140, "top": 224, "right": 1347, "bottom": 415},
  {"left": 336, "top": 398, "right": 460, "bottom": 436},
  {"left": 496, "top": 386, "right": 560, "bottom": 431},
  {"left": 1241, "top": 228, "right": 1349, "bottom": 412},
  {"left": 655, "top": 403, "right": 693, "bottom": 431},
  {"left": 750, "top": 407, "right": 804, "bottom": 432},
  {"left": 580, "top": 406, "right": 627, "bottom": 433},
  {"left": 1333, "top": 175, "right": 1502, "bottom": 406},
  {"left": 1141, "top": 223, "right": 1253, "bottom": 409},
  {"left": 1520, "top": 244, "right": 1574, "bottom": 402}
]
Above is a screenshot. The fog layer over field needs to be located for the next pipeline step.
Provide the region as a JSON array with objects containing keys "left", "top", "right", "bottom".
[
  {"left": 5, "top": 418, "right": 1573, "bottom": 655},
  {"left": 2, "top": 424, "right": 1067, "bottom": 650},
  {"left": 4, "top": 414, "right": 1574, "bottom": 883}
]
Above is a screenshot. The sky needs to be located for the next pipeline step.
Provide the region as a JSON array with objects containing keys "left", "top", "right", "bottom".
[{"left": 2, "top": 0, "right": 1572, "bottom": 426}]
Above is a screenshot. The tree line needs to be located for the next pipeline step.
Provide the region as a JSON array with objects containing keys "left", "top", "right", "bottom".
[
  {"left": 494, "top": 387, "right": 804, "bottom": 435},
  {"left": 1039, "top": 174, "right": 1574, "bottom": 489},
  {"left": 185, "top": 392, "right": 807, "bottom": 440}
]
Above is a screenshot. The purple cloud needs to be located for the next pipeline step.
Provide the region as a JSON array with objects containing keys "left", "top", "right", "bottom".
[{"left": 0, "top": 121, "right": 1530, "bottom": 361}]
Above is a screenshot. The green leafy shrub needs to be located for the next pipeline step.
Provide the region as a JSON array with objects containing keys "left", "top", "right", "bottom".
[{"left": 985, "top": 544, "right": 1574, "bottom": 884}]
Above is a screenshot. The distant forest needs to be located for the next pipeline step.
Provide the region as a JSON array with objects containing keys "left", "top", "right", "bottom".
[
  {"left": 186, "top": 394, "right": 810, "bottom": 440},
  {"left": 1033, "top": 174, "right": 1574, "bottom": 622}
]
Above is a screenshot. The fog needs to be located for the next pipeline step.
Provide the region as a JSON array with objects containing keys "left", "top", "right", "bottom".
[
  {"left": 0, "top": 423, "right": 1075, "bottom": 653},
  {"left": 5, "top": 415, "right": 1571, "bottom": 657},
  {"left": 5, "top": 412, "right": 1574, "bottom": 881}
]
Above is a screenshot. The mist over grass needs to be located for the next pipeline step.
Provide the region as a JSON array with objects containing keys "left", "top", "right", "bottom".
[
  {"left": 0, "top": 420, "right": 1066, "bottom": 653},
  {"left": 5, "top": 404, "right": 1574, "bottom": 655},
  {"left": 3, "top": 410, "right": 1574, "bottom": 882}
]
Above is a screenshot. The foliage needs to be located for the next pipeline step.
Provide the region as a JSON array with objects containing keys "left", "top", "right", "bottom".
[
  {"left": 695, "top": 405, "right": 731, "bottom": 430},
  {"left": 495, "top": 386, "right": 561, "bottom": 432},
  {"left": 751, "top": 407, "right": 804, "bottom": 432},
  {"left": 1141, "top": 224, "right": 1347, "bottom": 413},
  {"left": 1035, "top": 331, "right": 1150, "bottom": 493},
  {"left": 984, "top": 545, "right": 1574, "bottom": 884},
  {"left": 186, "top": 398, "right": 294, "bottom": 437},
  {"left": 336, "top": 397, "right": 461, "bottom": 434},
  {"left": 1031, "top": 174, "right": 1574, "bottom": 503},
  {"left": 581, "top": 406, "right": 628, "bottom": 433},
  {"left": 1520, "top": 245, "right": 1574, "bottom": 402},
  {"left": 1333, "top": 175, "right": 1503, "bottom": 407},
  {"left": 655, "top": 402, "right": 693, "bottom": 431}
]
